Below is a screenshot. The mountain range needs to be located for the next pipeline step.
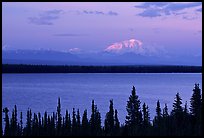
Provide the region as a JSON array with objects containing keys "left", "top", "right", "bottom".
[{"left": 2, "top": 39, "right": 201, "bottom": 66}]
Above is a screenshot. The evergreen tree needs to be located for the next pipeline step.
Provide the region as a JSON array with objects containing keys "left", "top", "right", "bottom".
[
  {"left": 13, "top": 105, "right": 18, "bottom": 135},
  {"left": 82, "top": 109, "right": 89, "bottom": 135},
  {"left": 72, "top": 108, "right": 77, "bottom": 135},
  {"left": 47, "top": 115, "right": 51, "bottom": 135},
  {"left": 32, "top": 113, "right": 38, "bottom": 136},
  {"left": 182, "top": 101, "right": 192, "bottom": 136},
  {"left": 183, "top": 101, "right": 189, "bottom": 124},
  {"left": 90, "top": 100, "right": 95, "bottom": 131},
  {"left": 153, "top": 100, "right": 162, "bottom": 135},
  {"left": 161, "top": 103, "right": 170, "bottom": 136},
  {"left": 76, "top": 109, "right": 81, "bottom": 135},
  {"left": 104, "top": 100, "right": 114, "bottom": 134},
  {"left": 171, "top": 92, "right": 183, "bottom": 133},
  {"left": 10, "top": 108, "right": 15, "bottom": 135},
  {"left": 9, "top": 105, "right": 17, "bottom": 135},
  {"left": 90, "top": 100, "right": 95, "bottom": 133},
  {"left": 156, "top": 100, "right": 162, "bottom": 121},
  {"left": 90, "top": 100, "right": 101, "bottom": 135},
  {"left": 125, "top": 86, "right": 141, "bottom": 127},
  {"left": 95, "top": 108, "right": 102, "bottom": 134},
  {"left": 57, "top": 97, "right": 62, "bottom": 135},
  {"left": 68, "top": 113, "right": 71, "bottom": 134},
  {"left": 38, "top": 112, "right": 42, "bottom": 135},
  {"left": 171, "top": 93, "right": 183, "bottom": 116},
  {"left": 43, "top": 111, "right": 48, "bottom": 135},
  {"left": 162, "top": 103, "right": 169, "bottom": 118},
  {"left": 3, "top": 107, "right": 10, "bottom": 136},
  {"left": 142, "top": 103, "right": 150, "bottom": 127},
  {"left": 51, "top": 112, "right": 56, "bottom": 136},
  {"left": 190, "top": 83, "right": 202, "bottom": 118},
  {"left": 25, "top": 108, "right": 32, "bottom": 136},
  {"left": 190, "top": 84, "right": 202, "bottom": 136},
  {"left": 65, "top": 110, "right": 71, "bottom": 134},
  {"left": 76, "top": 109, "right": 81, "bottom": 128},
  {"left": 114, "top": 109, "right": 120, "bottom": 130}
]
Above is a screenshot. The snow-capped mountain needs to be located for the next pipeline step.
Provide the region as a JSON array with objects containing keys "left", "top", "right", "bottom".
[
  {"left": 104, "top": 39, "right": 143, "bottom": 53},
  {"left": 104, "top": 39, "right": 158, "bottom": 56}
]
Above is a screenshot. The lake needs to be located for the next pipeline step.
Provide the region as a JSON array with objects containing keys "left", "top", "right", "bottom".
[{"left": 2, "top": 73, "right": 202, "bottom": 126}]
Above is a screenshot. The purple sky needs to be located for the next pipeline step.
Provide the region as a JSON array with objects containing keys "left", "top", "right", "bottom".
[{"left": 2, "top": 2, "right": 202, "bottom": 57}]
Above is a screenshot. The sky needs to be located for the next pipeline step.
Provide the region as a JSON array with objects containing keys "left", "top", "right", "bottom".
[{"left": 2, "top": 2, "right": 202, "bottom": 57}]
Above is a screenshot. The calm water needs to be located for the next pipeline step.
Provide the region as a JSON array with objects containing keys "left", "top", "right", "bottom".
[{"left": 2, "top": 73, "right": 202, "bottom": 125}]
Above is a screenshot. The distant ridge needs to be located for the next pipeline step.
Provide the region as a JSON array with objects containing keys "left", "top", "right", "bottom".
[{"left": 3, "top": 49, "right": 202, "bottom": 66}]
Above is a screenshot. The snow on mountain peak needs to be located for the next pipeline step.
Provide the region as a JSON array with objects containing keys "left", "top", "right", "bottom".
[
  {"left": 69, "top": 48, "right": 81, "bottom": 53},
  {"left": 104, "top": 39, "right": 144, "bottom": 54}
]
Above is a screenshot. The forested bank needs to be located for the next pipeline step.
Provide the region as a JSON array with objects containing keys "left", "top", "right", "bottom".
[
  {"left": 2, "top": 64, "right": 202, "bottom": 73},
  {"left": 2, "top": 84, "right": 202, "bottom": 136}
]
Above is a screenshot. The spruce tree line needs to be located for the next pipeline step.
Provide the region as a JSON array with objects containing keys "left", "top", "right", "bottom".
[
  {"left": 2, "top": 64, "right": 202, "bottom": 73},
  {"left": 2, "top": 83, "right": 202, "bottom": 136}
]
